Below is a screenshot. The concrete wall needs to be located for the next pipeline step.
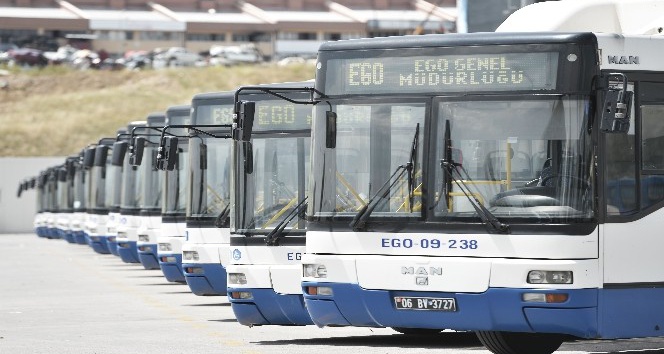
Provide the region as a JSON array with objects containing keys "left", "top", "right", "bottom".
[{"left": 0, "top": 157, "right": 65, "bottom": 233}]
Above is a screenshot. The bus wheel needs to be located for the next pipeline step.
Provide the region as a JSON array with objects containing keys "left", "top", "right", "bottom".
[
  {"left": 475, "top": 331, "right": 564, "bottom": 354},
  {"left": 391, "top": 327, "right": 443, "bottom": 335}
]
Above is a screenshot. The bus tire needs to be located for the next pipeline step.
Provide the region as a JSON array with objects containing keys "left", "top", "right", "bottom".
[
  {"left": 475, "top": 331, "right": 564, "bottom": 354},
  {"left": 391, "top": 327, "right": 443, "bottom": 335}
]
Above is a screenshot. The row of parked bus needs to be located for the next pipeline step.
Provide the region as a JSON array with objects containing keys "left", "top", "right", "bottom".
[{"left": 15, "top": 1, "right": 664, "bottom": 354}]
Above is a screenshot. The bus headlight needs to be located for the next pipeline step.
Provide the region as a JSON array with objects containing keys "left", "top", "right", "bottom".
[
  {"left": 527, "top": 270, "right": 573, "bottom": 284},
  {"left": 228, "top": 273, "right": 247, "bottom": 285},
  {"left": 158, "top": 243, "right": 172, "bottom": 252},
  {"left": 303, "top": 264, "right": 327, "bottom": 278},
  {"left": 183, "top": 251, "right": 199, "bottom": 261}
]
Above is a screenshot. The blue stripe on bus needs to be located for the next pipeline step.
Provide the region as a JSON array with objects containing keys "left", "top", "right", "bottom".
[
  {"left": 159, "top": 253, "right": 185, "bottom": 282},
  {"left": 183, "top": 263, "right": 228, "bottom": 296},
  {"left": 228, "top": 288, "right": 313, "bottom": 326}
]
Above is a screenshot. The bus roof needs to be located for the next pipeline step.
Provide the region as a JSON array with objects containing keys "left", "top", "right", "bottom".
[
  {"left": 317, "top": 32, "right": 596, "bottom": 52},
  {"left": 498, "top": 0, "right": 664, "bottom": 35}
]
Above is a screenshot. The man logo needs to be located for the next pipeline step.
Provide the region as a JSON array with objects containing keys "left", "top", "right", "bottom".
[
  {"left": 401, "top": 266, "right": 442, "bottom": 286},
  {"left": 401, "top": 266, "right": 442, "bottom": 275},
  {"left": 607, "top": 55, "right": 639, "bottom": 65}
]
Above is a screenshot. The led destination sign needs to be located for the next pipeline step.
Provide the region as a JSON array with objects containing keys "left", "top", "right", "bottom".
[
  {"left": 196, "top": 102, "right": 311, "bottom": 130},
  {"left": 326, "top": 52, "right": 559, "bottom": 95},
  {"left": 195, "top": 104, "right": 234, "bottom": 125},
  {"left": 254, "top": 101, "right": 312, "bottom": 131}
]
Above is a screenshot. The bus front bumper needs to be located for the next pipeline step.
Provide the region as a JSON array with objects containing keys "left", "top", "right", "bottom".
[
  {"left": 228, "top": 288, "right": 313, "bottom": 326},
  {"left": 302, "top": 282, "right": 598, "bottom": 338}
]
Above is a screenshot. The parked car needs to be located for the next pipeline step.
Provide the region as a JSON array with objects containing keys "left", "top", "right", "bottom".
[
  {"left": 3, "top": 48, "right": 48, "bottom": 67},
  {"left": 209, "top": 44, "right": 262, "bottom": 65},
  {"left": 153, "top": 47, "right": 202, "bottom": 68}
]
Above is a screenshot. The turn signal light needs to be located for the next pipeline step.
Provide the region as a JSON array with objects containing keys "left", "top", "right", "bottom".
[{"left": 522, "top": 292, "right": 569, "bottom": 303}]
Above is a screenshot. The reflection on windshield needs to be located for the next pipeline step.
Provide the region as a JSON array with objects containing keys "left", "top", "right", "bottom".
[
  {"left": 163, "top": 145, "right": 188, "bottom": 214},
  {"left": 311, "top": 97, "right": 593, "bottom": 223},
  {"left": 73, "top": 167, "right": 87, "bottom": 211},
  {"left": 137, "top": 146, "right": 162, "bottom": 209},
  {"left": 434, "top": 97, "right": 593, "bottom": 220},
  {"left": 187, "top": 138, "right": 231, "bottom": 218},
  {"left": 236, "top": 136, "right": 309, "bottom": 232},
  {"left": 311, "top": 103, "right": 425, "bottom": 217}
]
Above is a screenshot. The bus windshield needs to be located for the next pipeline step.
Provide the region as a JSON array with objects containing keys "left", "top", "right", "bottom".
[
  {"left": 138, "top": 145, "right": 162, "bottom": 210},
  {"left": 433, "top": 96, "right": 593, "bottom": 221},
  {"left": 163, "top": 113, "right": 190, "bottom": 215},
  {"left": 233, "top": 99, "right": 311, "bottom": 235},
  {"left": 120, "top": 159, "right": 139, "bottom": 210},
  {"left": 56, "top": 178, "right": 71, "bottom": 212},
  {"left": 310, "top": 96, "right": 593, "bottom": 224},
  {"left": 90, "top": 163, "right": 106, "bottom": 209},
  {"left": 187, "top": 138, "right": 231, "bottom": 219},
  {"left": 106, "top": 162, "right": 122, "bottom": 210},
  {"left": 73, "top": 166, "right": 87, "bottom": 212},
  {"left": 311, "top": 101, "right": 424, "bottom": 218},
  {"left": 163, "top": 144, "right": 188, "bottom": 214}
]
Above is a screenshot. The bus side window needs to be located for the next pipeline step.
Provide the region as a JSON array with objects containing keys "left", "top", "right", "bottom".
[
  {"left": 640, "top": 104, "right": 664, "bottom": 209},
  {"left": 605, "top": 114, "right": 636, "bottom": 216}
]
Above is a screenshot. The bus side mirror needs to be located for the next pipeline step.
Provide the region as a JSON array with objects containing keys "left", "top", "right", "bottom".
[
  {"left": 111, "top": 141, "right": 128, "bottom": 166},
  {"left": 83, "top": 147, "right": 96, "bottom": 169},
  {"left": 58, "top": 168, "right": 67, "bottom": 182},
  {"left": 200, "top": 143, "right": 208, "bottom": 170},
  {"left": 244, "top": 141, "right": 253, "bottom": 175},
  {"left": 326, "top": 111, "right": 337, "bottom": 148},
  {"left": 30, "top": 178, "right": 36, "bottom": 189},
  {"left": 235, "top": 101, "right": 255, "bottom": 142},
  {"left": 160, "top": 136, "right": 178, "bottom": 171},
  {"left": 65, "top": 159, "right": 76, "bottom": 178},
  {"left": 601, "top": 73, "right": 633, "bottom": 134},
  {"left": 17, "top": 181, "right": 24, "bottom": 197},
  {"left": 129, "top": 137, "right": 146, "bottom": 166},
  {"left": 94, "top": 146, "right": 109, "bottom": 167}
]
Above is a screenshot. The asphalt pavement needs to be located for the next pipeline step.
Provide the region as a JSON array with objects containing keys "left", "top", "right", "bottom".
[{"left": 2, "top": 233, "right": 664, "bottom": 354}]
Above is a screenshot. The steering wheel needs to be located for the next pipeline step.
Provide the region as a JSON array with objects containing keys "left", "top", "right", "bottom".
[{"left": 540, "top": 175, "right": 590, "bottom": 190}]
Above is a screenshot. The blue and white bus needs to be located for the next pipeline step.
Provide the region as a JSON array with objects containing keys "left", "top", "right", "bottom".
[
  {"left": 116, "top": 116, "right": 159, "bottom": 264},
  {"left": 301, "top": 1, "right": 664, "bottom": 353},
  {"left": 107, "top": 122, "right": 144, "bottom": 257},
  {"left": 70, "top": 149, "right": 90, "bottom": 245},
  {"left": 84, "top": 138, "right": 118, "bottom": 254},
  {"left": 227, "top": 82, "right": 313, "bottom": 326},
  {"left": 155, "top": 105, "right": 192, "bottom": 283},
  {"left": 180, "top": 91, "right": 234, "bottom": 295}
]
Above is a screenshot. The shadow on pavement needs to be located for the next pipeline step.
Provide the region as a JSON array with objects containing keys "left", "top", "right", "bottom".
[{"left": 253, "top": 331, "right": 483, "bottom": 349}]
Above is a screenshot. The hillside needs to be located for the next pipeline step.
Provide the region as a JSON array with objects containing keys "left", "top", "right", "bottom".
[{"left": 0, "top": 64, "right": 315, "bottom": 156}]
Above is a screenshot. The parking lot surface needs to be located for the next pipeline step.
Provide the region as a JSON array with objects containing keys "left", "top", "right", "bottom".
[{"left": 2, "top": 233, "right": 664, "bottom": 354}]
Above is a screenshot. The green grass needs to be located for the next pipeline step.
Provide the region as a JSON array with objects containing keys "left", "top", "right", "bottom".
[{"left": 0, "top": 64, "right": 315, "bottom": 156}]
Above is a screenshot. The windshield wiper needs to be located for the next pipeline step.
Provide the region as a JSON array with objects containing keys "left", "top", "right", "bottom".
[
  {"left": 349, "top": 124, "right": 419, "bottom": 232},
  {"left": 407, "top": 123, "right": 420, "bottom": 212},
  {"left": 265, "top": 197, "right": 308, "bottom": 246},
  {"left": 214, "top": 203, "right": 230, "bottom": 228},
  {"left": 440, "top": 120, "right": 509, "bottom": 234}
]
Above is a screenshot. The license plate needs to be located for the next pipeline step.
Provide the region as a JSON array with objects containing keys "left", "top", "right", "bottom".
[{"left": 393, "top": 296, "right": 457, "bottom": 311}]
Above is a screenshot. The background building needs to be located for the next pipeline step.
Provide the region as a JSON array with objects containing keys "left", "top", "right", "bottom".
[{"left": 0, "top": 0, "right": 457, "bottom": 59}]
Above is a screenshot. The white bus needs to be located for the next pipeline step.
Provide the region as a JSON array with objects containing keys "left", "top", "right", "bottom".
[
  {"left": 155, "top": 105, "right": 192, "bottom": 283},
  {"left": 180, "top": 91, "right": 234, "bottom": 295},
  {"left": 107, "top": 122, "right": 145, "bottom": 257},
  {"left": 84, "top": 138, "right": 118, "bottom": 254},
  {"left": 226, "top": 83, "right": 313, "bottom": 326},
  {"left": 301, "top": 1, "right": 664, "bottom": 353},
  {"left": 116, "top": 114, "right": 164, "bottom": 265}
]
